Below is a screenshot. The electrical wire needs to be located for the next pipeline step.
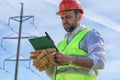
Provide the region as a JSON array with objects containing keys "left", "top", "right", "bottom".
[
  {"left": 0, "top": 19, "right": 18, "bottom": 34},
  {"left": 1, "top": 38, "right": 15, "bottom": 57},
  {"left": 1, "top": 0, "right": 45, "bottom": 36},
  {"left": 29, "top": 21, "right": 44, "bottom": 36},
  {"left": 0, "top": 69, "right": 22, "bottom": 80},
  {"left": 1, "top": 0, "right": 43, "bottom": 36},
  {"left": 0, "top": 1, "right": 49, "bottom": 80},
  {"left": 3, "top": 59, "right": 44, "bottom": 80},
  {"left": 2, "top": 0, "right": 19, "bottom": 14},
  {"left": 1, "top": 34, "right": 46, "bottom": 80},
  {"left": 29, "top": 68, "right": 45, "bottom": 80}
]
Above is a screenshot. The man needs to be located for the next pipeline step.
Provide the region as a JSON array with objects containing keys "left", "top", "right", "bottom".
[{"left": 30, "top": 0, "right": 106, "bottom": 80}]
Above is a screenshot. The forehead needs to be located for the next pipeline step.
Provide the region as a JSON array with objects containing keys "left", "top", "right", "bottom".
[{"left": 60, "top": 11, "right": 74, "bottom": 16}]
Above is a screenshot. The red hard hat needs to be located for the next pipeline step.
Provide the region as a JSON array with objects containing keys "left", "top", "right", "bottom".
[{"left": 56, "top": 0, "right": 84, "bottom": 15}]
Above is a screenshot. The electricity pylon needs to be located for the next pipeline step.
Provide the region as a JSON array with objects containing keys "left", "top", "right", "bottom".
[{"left": 8, "top": 3, "right": 34, "bottom": 80}]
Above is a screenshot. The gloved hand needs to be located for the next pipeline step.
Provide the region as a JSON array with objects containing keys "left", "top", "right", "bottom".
[
  {"left": 30, "top": 48, "right": 60, "bottom": 71},
  {"left": 30, "top": 48, "right": 56, "bottom": 59}
]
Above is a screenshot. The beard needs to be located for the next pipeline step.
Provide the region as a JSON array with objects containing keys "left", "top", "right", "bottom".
[
  {"left": 63, "top": 20, "right": 78, "bottom": 32},
  {"left": 64, "top": 25, "right": 76, "bottom": 32}
]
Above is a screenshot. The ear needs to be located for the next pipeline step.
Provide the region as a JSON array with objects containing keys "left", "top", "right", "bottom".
[{"left": 78, "top": 13, "right": 82, "bottom": 21}]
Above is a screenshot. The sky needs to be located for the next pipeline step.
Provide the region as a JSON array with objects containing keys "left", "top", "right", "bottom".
[{"left": 0, "top": 0, "right": 120, "bottom": 80}]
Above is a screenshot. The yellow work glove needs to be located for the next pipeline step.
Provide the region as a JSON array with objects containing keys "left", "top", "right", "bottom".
[{"left": 30, "top": 48, "right": 60, "bottom": 71}]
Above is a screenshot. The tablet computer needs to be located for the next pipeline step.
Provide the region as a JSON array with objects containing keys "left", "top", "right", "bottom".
[{"left": 28, "top": 32, "right": 58, "bottom": 51}]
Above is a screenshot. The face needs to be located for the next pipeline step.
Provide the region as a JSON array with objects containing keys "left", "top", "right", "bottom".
[{"left": 60, "top": 11, "right": 79, "bottom": 32}]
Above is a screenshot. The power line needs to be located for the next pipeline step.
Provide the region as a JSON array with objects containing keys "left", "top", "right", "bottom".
[
  {"left": 29, "top": 21, "right": 44, "bottom": 35},
  {"left": 2, "top": 0, "right": 19, "bottom": 14},
  {"left": 0, "top": 1, "right": 48, "bottom": 80},
  {"left": 1, "top": 38, "right": 15, "bottom": 56},
  {"left": 0, "top": 66, "right": 23, "bottom": 80},
  {"left": 0, "top": 19, "right": 18, "bottom": 33},
  {"left": 29, "top": 68, "right": 45, "bottom": 80},
  {"left": 1, "top": 59, "right": 44, "bottom": 80},
  {"left": 1, "top": 0, "right": 44, "bottom": 36},
  {"left": 0, "top": 18, "right": 39, "bottom": 38}
]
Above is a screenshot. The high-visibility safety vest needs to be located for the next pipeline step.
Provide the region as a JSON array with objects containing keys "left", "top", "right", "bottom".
[{"left": 55, "top": 29, "right": 97, "bottom": 80}]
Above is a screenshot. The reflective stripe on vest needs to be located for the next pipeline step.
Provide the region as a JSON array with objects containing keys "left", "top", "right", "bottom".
[
  {"left": 57, "top": 67, "right": 98, "bottom": 76},
  {"left": 56, "top": 29, "right": 97, "bottom": 80}
]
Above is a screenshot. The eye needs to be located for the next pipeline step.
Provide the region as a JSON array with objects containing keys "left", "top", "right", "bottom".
[
  {"left": 61, "top": 17, "right": 64, "bottom": 20},
  {"left": 66, "top": 15, "right": 71, "bottom": 19},
  {"left": 60, "top": 15, "right": 72, "bottom": 20}
]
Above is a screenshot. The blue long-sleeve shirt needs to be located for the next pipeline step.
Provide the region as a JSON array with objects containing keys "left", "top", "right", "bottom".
[{"left": 65, "top": 25, "right": 106, "bottom": 75}]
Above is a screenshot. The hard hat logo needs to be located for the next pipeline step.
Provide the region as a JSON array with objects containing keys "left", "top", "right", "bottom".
[{"left": 56, "top": 0, "right": 84, "bottom": 15}]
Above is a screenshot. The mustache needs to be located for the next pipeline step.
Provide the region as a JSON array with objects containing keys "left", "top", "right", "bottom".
[{"left": 63, "top": 22, "right": 70, "bottom": 25}]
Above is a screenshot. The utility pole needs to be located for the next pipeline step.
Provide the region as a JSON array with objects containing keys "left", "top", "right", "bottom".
[
  {"left": 14, "top": 3, "right": 23, "bottom": 80},
  {"left": 7, "top": 3, "right": 34, "bottom": 80}
]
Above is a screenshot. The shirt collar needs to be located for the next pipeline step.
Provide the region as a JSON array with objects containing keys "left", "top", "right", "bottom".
[{"left": 65, "top": 25, "right": 87, "bottom": 37}]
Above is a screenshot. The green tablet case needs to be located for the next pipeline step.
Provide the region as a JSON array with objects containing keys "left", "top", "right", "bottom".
[{"left": 28, "top": 32, "right": 57, "bottom": 50}]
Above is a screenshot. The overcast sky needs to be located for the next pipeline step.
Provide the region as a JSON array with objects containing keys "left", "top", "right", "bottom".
[{"left": 0, "top": 0, "right": 120, "bottom": 80}]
